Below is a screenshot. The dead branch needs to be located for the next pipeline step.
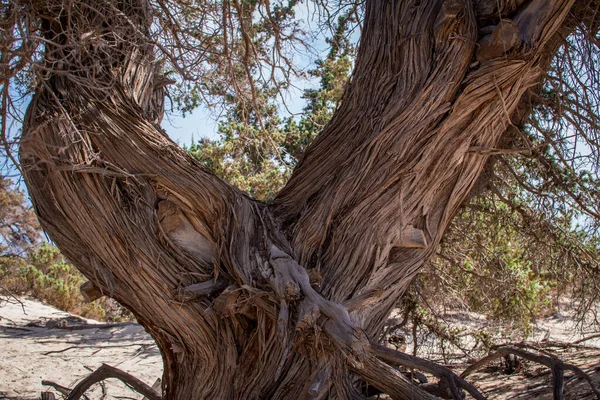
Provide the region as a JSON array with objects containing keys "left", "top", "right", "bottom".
[
  {"left": 371, "top": 343, "right": 487, "bottom": 400},
  {"left": 461, "top": 345, "right": 600, "bottom": 400},
  {"left": 42, "top": 380, "right": 75, "bottom": 396},
  {"left": 574, "top": 333, "right": 600, "bottom": 345},
  {"left": 37, "top": 322, "right": 137, "bottom": 331},
  {"left": 64, "top": 364, "right": 161, "bottom": 400}
]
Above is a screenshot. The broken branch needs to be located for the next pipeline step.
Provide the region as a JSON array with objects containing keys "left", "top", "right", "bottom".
[
  {"left": 65, "top": 364, "right": 161, "bottom": 400},
  {"left": 173, "top": 279, "right": 227, "bottom": 301}
]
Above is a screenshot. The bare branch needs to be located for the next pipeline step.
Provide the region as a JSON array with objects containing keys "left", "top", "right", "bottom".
[
  {"left": 65, "top": 364, "right": 161, "bottom": 400},
  {"left": 461, "top": 345, "right": 600, "bottom": 400}
]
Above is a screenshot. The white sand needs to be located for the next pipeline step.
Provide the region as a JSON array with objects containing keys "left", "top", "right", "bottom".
[
  {"left": 0, "top": 297, "right": 162, "bottom": 399},
  {"left": 1, "top": 297, "right": 598, "bottom": 399}
]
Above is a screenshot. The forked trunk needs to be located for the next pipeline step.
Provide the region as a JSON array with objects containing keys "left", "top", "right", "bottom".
[{"left": 20, "top": 0, "right": 578, "bottom": 398}]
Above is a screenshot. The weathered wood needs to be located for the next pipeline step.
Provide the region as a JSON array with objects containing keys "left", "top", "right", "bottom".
[
  {"left": 477, "top": 20, "right": 521, "bottom": 61},
  {"left": 66, "top": 364, "right": 161, "bottom": 400},
  {"left": 307, "top": 364, "right": 331, "bottom": 398},
  {"left": 552, "top": 365, "right": 565, "bottom": 400},
  {"left": 41, "top": 392, "right": 56, "bottom": 400},
  {"left": 343, "top": 289, "right": 384, "bottom": 311},
  {"left": 268, "top": 245, "right": 368, "bottom": 356},
  {"left": 399, "top": 225, "right": 428, "bottom": 249},
  {"left": 20, "top": 0, "right": 585, "bottom": 398},
  {"left": 174, "top": 279, "right": 226, "bottom": 301},
  {"left": 157, "top": 200, "right": 216, "bottom": 264},
  {"left": 143, "top": 378, "right": 162, "bottom": 400},
  {"left": 80, "top": 281, "right": 103, "bottom": 303}
]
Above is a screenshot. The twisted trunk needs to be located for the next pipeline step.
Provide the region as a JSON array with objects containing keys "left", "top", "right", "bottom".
[{"left": 20, "top": 0, "right": 578, "bottom": 398}]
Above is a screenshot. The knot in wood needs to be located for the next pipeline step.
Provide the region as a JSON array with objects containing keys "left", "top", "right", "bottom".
[
  {"left": 398, "top": 225, "right": 428, "bottom": 249},
  {"left": 307, "top": 269, "right": 323, "bottom": 289},
  {"left": 442, "top": 0, "right": 465, "bottom": 18},
  {"left": 477, "top": 20, "right": 521, "bottom": 62},
  {"left": 284, "top": 281, "right": 302, "bottom": 301}
]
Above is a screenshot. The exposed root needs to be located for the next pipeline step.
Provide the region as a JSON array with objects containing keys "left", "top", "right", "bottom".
[
  {"left": 371, "top": 343, "right": 486, "bottom": 400},
  {"left": 45, "top": 364, "right": 162, "bottom": 400},
  {"left": 268, "top": 245, "right": 370, "bottom": 361},
  {"left": 462, "top": 345, "right": 600, "bottom": 400}
]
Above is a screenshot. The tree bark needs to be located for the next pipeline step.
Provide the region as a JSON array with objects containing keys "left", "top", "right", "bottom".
[
  {"left": 19, "top": 0, "right": 581, "bottom": 398},
  {"left": 274, "top": 0, "right": 576, "bottom": 336}
]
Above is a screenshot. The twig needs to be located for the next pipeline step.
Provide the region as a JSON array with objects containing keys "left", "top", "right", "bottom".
[
  {"left": 42, "top": 343, "right": 151, "bottom": 355},
  {"left": 46, "top": 322, "right": 136, "bottom": 331},
  {"left": 574, "top": 333, "right": 600, "bottom": 345},
  {"left": 42, "top": 380, "right": 73, "bottom": 396}
]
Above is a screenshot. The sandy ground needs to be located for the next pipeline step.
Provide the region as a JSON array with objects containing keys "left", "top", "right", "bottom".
[
  {"left": 0, "top": 297, "right": 162, "bottom": 400},
  {"left": 404, "top": 307, "right": 600, "bottom": 399},
  {"left": 1, "top": 296, "right": 599, "bottom": 399}
]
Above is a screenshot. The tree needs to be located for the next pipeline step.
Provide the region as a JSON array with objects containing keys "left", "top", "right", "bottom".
[
  {"left": 3, "top": 0, "right": 600, "bottom": 398},
  {"left": 0, "top": 177, "right": 39, "bottom": 257},
  {"left": 0, "top": 176, "right": 39, "bottom": 299}
]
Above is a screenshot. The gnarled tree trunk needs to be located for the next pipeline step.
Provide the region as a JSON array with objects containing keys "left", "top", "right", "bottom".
[{"left": 20, "top": 0, "right": 581, "bottom": 398}]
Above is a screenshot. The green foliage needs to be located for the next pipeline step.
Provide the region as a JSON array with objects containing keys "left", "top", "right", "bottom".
[
  {"left": 187, "top": 11, "right": 356, "bottom": 201},
  {"left": 428, "top": 214, "right": 557, "bottom": 336},
  {"left": 419, "top": 147, "right": 600, "bottom": 340},
  {"left": 20, "top": 244, "right": 84, "bottom": 312},
  {"left": 187, "top": 95, "right": 291, "bottom": 200}
]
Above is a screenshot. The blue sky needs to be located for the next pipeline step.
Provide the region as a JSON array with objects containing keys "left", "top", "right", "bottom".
[
  {"left": 162, "top": 80, "right": 312, "bottom": 147},
  {"left": 162, "top": 107, "right": 220, "bottom": 146}
]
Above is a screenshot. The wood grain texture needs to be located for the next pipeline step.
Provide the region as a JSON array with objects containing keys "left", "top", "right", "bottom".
[{"left": 19, "top": 0, "right": 586, "bottom": 398}]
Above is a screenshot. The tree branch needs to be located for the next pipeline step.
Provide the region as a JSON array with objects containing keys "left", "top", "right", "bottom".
[
  {"left": 461, "top": 345, "right": 600, "bottom": 400},
  {"left": 65, "top": 364, "right": 161, "bottom": 400},
  {"left": 371, "top": 343, "right": 487, "bottom": 400}
]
